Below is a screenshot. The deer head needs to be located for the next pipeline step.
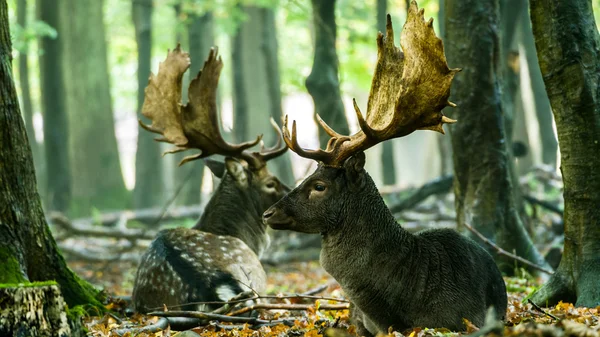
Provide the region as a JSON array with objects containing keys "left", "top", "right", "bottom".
[
  {"left": 139, "top": 46, "right": 289, "bottom": 210},
  {"left": 264, "top": 4, "right": 458, "bottom": 234}
]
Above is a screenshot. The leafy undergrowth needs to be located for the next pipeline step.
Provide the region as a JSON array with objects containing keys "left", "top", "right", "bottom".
[{"left": 71, "top": 261, "right": 599, "bottom": 337}]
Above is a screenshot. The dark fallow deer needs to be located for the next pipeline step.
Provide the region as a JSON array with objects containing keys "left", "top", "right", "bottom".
[
  {"left": 132, "top": 46, "right": 289, "bottom": 313},
  {"left": 263, "top": 2, "right": 507, "bottom": 335}
]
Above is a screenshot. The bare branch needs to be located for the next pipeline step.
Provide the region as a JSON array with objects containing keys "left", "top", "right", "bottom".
[{"left": 463, "top": 222, "right": 554, "bottom": 275}]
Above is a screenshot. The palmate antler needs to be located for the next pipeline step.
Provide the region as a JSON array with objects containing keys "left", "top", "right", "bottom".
[
  {"left": 284, "top": 1, "right": 459, "bottom": 167},
  {"left": 140, "top": 45, "right": 286, "bottom": 169}
]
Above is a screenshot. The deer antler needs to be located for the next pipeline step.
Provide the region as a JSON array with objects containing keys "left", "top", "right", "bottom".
[
  {"left": 140, "top": 45, "right": 286, "bottom": 168},
  {"left": 284, "top": 1, "right": 459, "bottom": 167}
]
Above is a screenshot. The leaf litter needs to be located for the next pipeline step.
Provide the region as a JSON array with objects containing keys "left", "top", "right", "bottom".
[{"left": 72, "top": 261, "right": 598, "bottom": 337}]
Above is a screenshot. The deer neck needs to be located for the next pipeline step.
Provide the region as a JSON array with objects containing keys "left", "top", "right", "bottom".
[
  {"left": 320, "top": 172, "right": 416, "bottom": 283},
  {"left": 193, "top": 179, "right": 269, "bottom": 257}
]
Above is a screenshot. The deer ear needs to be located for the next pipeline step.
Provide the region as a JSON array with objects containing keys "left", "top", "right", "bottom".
[
  {"left": 204, "top": 159, "right": 226, "bottom": 178},
  {"left": 225, "top": 158, "right": 248, "bottom": 186},
  {"left": 343, "top": 152, "right": 366, "bottom": 182}
]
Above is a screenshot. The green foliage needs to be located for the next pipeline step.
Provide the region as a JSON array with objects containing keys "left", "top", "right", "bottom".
[{"left": 10, "top": 20, "right": 57, "bottom": 53}]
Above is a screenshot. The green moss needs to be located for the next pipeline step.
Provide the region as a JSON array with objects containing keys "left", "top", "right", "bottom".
[
  {"left": 0, "top": 281, "right": 57, "bottom": 288},
  {"left": 0, "top": 247, "right": 27, "bottom": 284}
]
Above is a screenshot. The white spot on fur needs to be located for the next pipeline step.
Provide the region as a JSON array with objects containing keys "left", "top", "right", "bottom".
[
  {"left": 170, "top": 288, "right": 175, "bottom": 296},
  {"left": 216, "top": 285, "right": 237, "bottom": 302}
]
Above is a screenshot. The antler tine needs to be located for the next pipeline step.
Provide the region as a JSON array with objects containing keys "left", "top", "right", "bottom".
[
  {"left": 241, "top": 117, "right": 289, "bottom": 169},
  {"left": 180, "top": 47, "right": 262, "bottom": 164},
  {"left": 281, "top": 2, "right": 458, "bottom": 167}
]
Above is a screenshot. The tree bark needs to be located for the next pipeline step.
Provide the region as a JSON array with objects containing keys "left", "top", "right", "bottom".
[
  {"left": 60, "top": 0, "right": 129, "bottom": 216},
  {"left": 376, "top": 0, "right": 396, "bottom": 185},
  {"left": 437, "top": 0, "right": 453, "bottom": 176},
  {"left": 231, "top": 10, "right": 248, "bottom": 143},
  {"left": 520, "top": 0, "right": 558, "bottom": 168},
  {"left": 174, "top": 11, "right": 214, "bottom": 206},
  {"left": 445, "top": 0, "right": 549, "bottom": 274},
  {"left": 37, "top": 0, "right": 71, "bottom": 213},
  {"left": 132, "top": 0, "right": 164, "bottom": 209},
  {"left": 261, "top": 7, "right": 294, "bottom": 185},
  {"left": 529, "top": 0, "right": 600, "bottom": 307},
  {"left": 306, "top": 0, "right": 349, "bottom": 147},
  {"left": 17, "top": 0, "right": 45, "bottom": 196},
  {"left": 0, "top": 0, "right": 101, "bottom": 309}
]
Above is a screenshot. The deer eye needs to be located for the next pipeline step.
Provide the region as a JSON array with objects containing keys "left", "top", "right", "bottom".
[
  {"left": 265, "top": 181, "right": 277, "bottom": 189},
  {"left": 314, "top": 183, "right": 326, "bottom": 192}
]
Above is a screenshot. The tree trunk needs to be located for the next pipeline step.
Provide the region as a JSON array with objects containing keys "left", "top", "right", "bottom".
[
  {"left": 437, "top": 0, "right": 453, "bottom": 176},
  {"left": 445, "top": 0, "right": 549, "bottom": 274},
  {"left": 520, "top": 0, "right": 558, "bottom": 168},
  {"left": 261, "top": 7, "right": 294, "bottom": 185},
  {"left": 529, "top": 0, "right": 600, "bottom": 307},
  {"left": 0, "top": 0, "right": 101, "bottom": 310},
  {"left": 17, "top": 0, "right": 45, "bottom": 197},
  {"left": 37, "top": 0, "right": 71, "bottom": 213},
  {"left": 174, "top": 11, "right": 213, "bottom": 206},
  {"left": 60, "top": 0, "right": 129, "bottom": 216},
  {"left": 376, "top": 0, "right": 396, "bottom": 185},
  {"left": 306, "top": 0, "right": 349, "bottom": 147},
  {"left": 231, "top": 10, "right": 248, "bottom": 143},
  {"left": 132, "top": 0, "right": 164, "bottom": 209}
]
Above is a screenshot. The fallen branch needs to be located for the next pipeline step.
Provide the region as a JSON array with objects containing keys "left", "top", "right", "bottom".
[
  {"left": 151, "top": 292, "right": 348, "bottom": 312},
  {"left": 463, "top": 222, "right": 554, "bottom": 275},
  {"left": 147, "top": 310, "right": 294, "bottom": 327},
  {"left": 115, "top": 317, "right": 169, "bottom": 336},
  {"left": 523, "top": 195, "right": 563, "bottom": 217},
  {"left": 387, "top": 175, "right": 453, "bottom": 213},
  {"left": 58, "top": 245, "right": 142, "bottom": 262},
  {"left": 228, "top": 303, "right": 350, "bottom": 316},
  {"left": 49, "top": 205, "right": 202, "bottom": 231},
  {"left": 527, "top": 299, "right": 559, "bottom": 320}
]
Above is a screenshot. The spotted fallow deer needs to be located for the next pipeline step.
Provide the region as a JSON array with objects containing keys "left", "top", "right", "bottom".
[
  {"left": 263, "top": 2, "right": 507, "bottom": 335},
  {"left": 132, "top": 46, "right": 290, "bottom": 313}
]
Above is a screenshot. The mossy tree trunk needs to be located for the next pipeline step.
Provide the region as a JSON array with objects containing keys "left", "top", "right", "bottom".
[
  {"left": 0, "top": 0, "right": 101, "bottom": 308},
  {"left": 133, "top": 0, "right": 164, "bottom": 209},
  {"left": 529, "top": 0, "right": 600, "bottom": 307},
  {"left": 60, "top": 0, "right": 129, "bottom": 216},
  {"left": 306, "top": 0, "right": 349, "bottom": 147},
  {"left": 521, "top": 0, "right": 558, "bottom": 168},
  {"left": 261, "top": 7, "right": 294, "bottom": 185},
  {"left": 37, "top": 0, "right": 71, "bottom": 213},
  {"left": 445, "top": 0, "right": 549, "bottom": 274},
  {"left": 376, "top": 0, "right": 396, "bottom": 185}
]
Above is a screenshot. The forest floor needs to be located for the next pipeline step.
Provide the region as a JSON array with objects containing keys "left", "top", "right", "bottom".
[
  {"left": 69, "top": 259, "right": 599, "bottom": 337},
  {"left": 58, "top": 166, "right": 593, "bottom": 336}
]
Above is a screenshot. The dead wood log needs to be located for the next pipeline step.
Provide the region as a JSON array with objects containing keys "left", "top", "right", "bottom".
[
  {"left": 387, "top": 175, "right": 454, "bottom": 214},
  {"left": 48, "top": 205, "right": 202, "bottom": 230},
  {"left": 0, "top": 283, "right": 82, "bottom": 337}
]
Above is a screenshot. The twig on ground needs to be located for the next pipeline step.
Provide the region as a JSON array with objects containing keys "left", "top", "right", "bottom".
[
  {"left": 148, "top": 310, "right": 296, "bottom": 326},
  {"left": 209, "top": 319, "right": 296, "bottom": 330},
  {"left": 463, "top": 222, "right": 554, "bottom": 275},
  {"left": 300, "top": 284, "right": 329, "bottom": 296},
  {"left": 150, "top": 293, "right": 349, "bottom": 312},
  {"left": 228, "top": 303, "right": 350, "bottom": 317},
  {"left": 115, "top": 316, "right": 169, "bottom": 336},
  {"left": 527, "top": 299, "right": 559, "bottom": 320}
]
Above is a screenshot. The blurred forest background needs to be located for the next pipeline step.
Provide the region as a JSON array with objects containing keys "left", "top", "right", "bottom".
[{"left": 10, "top": 0, "right": 600, "bottom": 220}]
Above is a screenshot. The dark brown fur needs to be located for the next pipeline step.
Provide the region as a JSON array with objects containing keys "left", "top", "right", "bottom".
[
  {"left": 264, "top": 153, "right": 507, "bottom": 335},
  {"left": 132, "top": 158, "right": 289, "bottom": 312}
]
